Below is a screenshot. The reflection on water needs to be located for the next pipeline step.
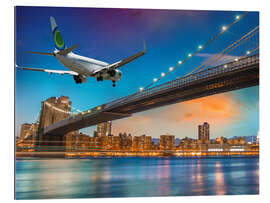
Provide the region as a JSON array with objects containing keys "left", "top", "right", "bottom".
[
  {"left": 215, "top": 162, "right": 226, "bottom": 195},
  {"left": 15, "top": 157, "right": 259, "bottom": 199}
]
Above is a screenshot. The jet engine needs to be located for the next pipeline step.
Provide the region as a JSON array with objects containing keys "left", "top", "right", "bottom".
[
  {"left": 108, "top": 70, "right": 116, "bottom": 77},
  {"left": 73, "top": 75, "right": 87, "bottom": 84}
]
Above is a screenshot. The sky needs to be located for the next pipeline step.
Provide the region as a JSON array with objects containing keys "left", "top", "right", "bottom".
[{"left": 15, "top": 6, "right": 259, "bottom": 139}]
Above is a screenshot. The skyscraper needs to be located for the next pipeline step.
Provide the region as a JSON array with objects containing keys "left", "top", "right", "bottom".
[
  {"left": 204, "top": 122, "right": 210, "bottom": 141},
  {"left": 198, "top": 122, "right": 210, "bottom": 143},
  {"left": 95, "top": 121, "right": 112, "bottom": 137},
  {"left": 198, "top": 125, "right": 204, "bottom": 141}
]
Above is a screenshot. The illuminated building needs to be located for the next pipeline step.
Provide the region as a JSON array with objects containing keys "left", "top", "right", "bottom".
[
  {"left": 198, "top": 122, "right": 210, "bottom": 143},
  {"left": 159, "top": 133, "right": 175, "bottom": 150},
  {"left": 112, "top": 136, "right": 120, "bottom": 150},
  {"left": 132, "top": 135, "right": 153, "bottom": 151},
  {"left": 119, "top": 133, "right": 132, "bottom": 150},
  {"left": 95, "top": 121, "right": 112, "bottom": 137}
]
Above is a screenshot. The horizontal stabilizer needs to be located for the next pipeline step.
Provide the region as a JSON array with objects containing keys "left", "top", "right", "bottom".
[
  {"left": 58, "top": 44, "right": 80, "bottom": 55},
  {"left": 25, "top": 51, "right": 54, "bottom": 56}
]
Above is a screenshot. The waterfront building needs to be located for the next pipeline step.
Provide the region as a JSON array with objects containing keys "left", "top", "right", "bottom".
[
  {"left": 198, "top": 122, "right": 210, "bottom": 143},
  {"left": 159, "top": 133, "right": 175, "bottom": 150},
  {"left": 95, "top": 121, "right": 112, "bottom": 137},
  {"left": 178, "top": 137, "right": 200, "bottom": 150},
  {"left": 227, "top": 136, "right": 246, "bottom": 145},
  {"left": 112, "top": 136, "right": 121, "bottom": 150},
  {"left": 132, "top": 135, "right": 153, "bottom": 151},
  {"left": 119, "top": 133, "right": 133, "bottom": 150}
]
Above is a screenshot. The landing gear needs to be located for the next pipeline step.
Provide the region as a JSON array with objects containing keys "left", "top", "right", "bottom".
[
  {"left": 97, "top": 76, "right": 103, "bottom": 82},
  {"left": 73, "top": 75, "right": 82, "bottom": 84},
  {"left": 112, "top": 80, "right": 116, "bottom": 87}
]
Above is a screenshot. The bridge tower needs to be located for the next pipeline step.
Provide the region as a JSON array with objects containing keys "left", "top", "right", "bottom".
[{"left": 36, "top": 96, "right": 73, "bottom": 150}]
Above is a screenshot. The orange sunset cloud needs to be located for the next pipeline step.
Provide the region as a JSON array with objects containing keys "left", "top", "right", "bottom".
[{"left": 112, "top": 92, "right": 248, "bottom": 138}]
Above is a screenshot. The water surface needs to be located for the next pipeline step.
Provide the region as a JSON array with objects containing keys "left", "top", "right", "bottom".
[{"left": 15, "top": 156, "right": 259, "bottom": 199}]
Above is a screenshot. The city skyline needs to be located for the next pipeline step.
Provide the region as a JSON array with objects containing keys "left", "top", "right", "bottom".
[{"left": 15, "top": 7, "right": 259, "bottom": 139}]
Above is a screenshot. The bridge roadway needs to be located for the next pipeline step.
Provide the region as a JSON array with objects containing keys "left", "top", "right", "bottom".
[{"left": 44, "top": 54, "right": 259, "bottom": 136}]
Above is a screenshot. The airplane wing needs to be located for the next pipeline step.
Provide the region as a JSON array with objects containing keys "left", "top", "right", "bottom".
[
  {"left": 17, "top": 65, "right": 79, "bottom": 76},
  {"left": 93, "top": 42, "right": 146, "bottom": 75}
]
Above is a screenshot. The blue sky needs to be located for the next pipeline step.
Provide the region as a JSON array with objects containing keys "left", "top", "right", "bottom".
[{"left": 15, "top": 7, "right": 259, "bottom": 138}]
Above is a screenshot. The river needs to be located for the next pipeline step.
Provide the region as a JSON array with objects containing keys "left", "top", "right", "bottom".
[{"left": 15, "top": 156, "right": 259, "bottom": 199}]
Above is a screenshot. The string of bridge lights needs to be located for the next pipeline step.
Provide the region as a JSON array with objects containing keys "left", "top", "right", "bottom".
[
  {"left": 17, "top": 102, "right": 85, "bottom": 143},
  {"left": 44, "top": 101, "right": 82, "bottom": 115},
  {"left": 138, "top": 12, "right": 249, "bottom": 93}
]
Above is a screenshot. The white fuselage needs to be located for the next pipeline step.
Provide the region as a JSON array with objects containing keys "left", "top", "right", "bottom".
[{"left": 55, "top": 52, "right": 122, "bottom": 81}]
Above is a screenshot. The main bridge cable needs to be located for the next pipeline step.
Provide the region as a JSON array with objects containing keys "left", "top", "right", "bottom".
[
  {"left": 105, "top": 11, "right": 249, "bottom": 109},
  {"left": 141, "top": 11, "right": 249, "bottom": 91},
  {"left": 44, "top": 101, "right": 82, "bottom": 115},
  {"left": 17, "top": 101, "right": 83, "bottom": 144},
  {"left": 16, "top": 111, "right": 40, "bottom": 144},
  {"left": 187, "top": 26, "right": 259, "bottom": 75},
  {"left": 194, "top": 45, "right": 259, "bottom": 77},
  {"left": 194, "top": 29, "right": 259, "bottom": 74},
  {"left": 185, "top": 25, "right": 259, "bottom": 76}
]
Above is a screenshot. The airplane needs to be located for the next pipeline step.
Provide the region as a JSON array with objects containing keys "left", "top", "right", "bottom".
[{"left": 18, "top": 16, "right": 146, "bottom": 87}]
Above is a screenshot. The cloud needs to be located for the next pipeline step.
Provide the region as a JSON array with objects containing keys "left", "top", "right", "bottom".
[
  {"left": 196, "top": 53, "right": 240, "bottom": 67},
  {"left": 112, "top": 92, "right": 249, "bottom": 138}
]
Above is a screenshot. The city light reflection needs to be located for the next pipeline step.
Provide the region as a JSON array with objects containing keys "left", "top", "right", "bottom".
[{"left": 214, "top": 162, "right": 226, "bottom": 195}]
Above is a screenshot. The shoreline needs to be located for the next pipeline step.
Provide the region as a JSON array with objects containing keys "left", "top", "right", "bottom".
[{"left": 16, "top": 150, "right": 259, "bottom": 158}]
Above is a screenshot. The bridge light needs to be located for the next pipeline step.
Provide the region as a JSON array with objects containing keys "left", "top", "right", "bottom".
[
  {"left": 161, "top": 72, "right": 165, "bottom": 77},
  {"left": 169, "top": 67, "right": 174, "bottom": 71},
  {"left": 224, "top": 64, "right": 228, "bottom": 68},
  {"left": 153, "top": 78, "right": 157, "bottom": 82},
  {"left": 234, "top": 58, "right": 239, "bottom": 61},
  {"left": 222, "top": 26, "right": 227, "bottom": 31},
  {"left": 198, "top": 45, "right": 203, "bottom": 49},
  {"left": 188, "top": 53, "right": 192, "bottom": 57},
  {"left": 178, "top": 60, "right": 182, "bottom": 65},
  {"left": 236, "top": 15, "right": 240, "bottom": 20},
  {"left": 139, "top": 87, "right": 144, "bottom": 92},
  {"left": 246, "top": 50, "right": 250, "bottom": 55},
  {"left": 97, "top": 106, "right": 101, "bottom": 110}
]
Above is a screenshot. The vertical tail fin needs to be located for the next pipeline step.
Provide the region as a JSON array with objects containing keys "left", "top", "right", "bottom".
[{"left": 50, "top": 16, "right": 66, "bottom": 51}]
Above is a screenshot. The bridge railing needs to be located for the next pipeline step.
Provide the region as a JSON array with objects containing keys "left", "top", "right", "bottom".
[
  {"left": 44, "top": 54, "right": 259, "bottom": 134},
  {"left": 104, "top": 54, "right": 259, "bottom": 109}
]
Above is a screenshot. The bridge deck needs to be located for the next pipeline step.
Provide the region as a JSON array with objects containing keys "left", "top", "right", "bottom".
[{"left": 44, "top": 54, "right": 259, "bottom": 135}]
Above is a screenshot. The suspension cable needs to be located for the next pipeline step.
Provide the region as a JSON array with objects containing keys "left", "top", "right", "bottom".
[
  {"left": 140, "top": 11, "right": 249, "bottom": 91},
  {"left": 185, "top": 26, "right": 259, "bottom": 76}
]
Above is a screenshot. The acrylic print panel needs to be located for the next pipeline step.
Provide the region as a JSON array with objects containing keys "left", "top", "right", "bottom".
[{"left": 15, "top": 6, "right": 259, "bottom": 199}]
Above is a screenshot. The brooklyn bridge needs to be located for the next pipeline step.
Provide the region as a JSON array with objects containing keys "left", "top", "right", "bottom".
[{"left": 16, "top": 12, "right": 259, "bottom": 151}]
